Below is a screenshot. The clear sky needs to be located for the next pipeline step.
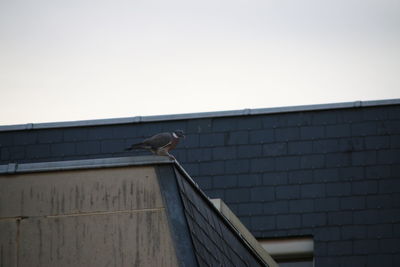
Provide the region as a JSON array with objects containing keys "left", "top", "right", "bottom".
[{"left": 1, "top": 0, "right": 399, "bottom": 125}]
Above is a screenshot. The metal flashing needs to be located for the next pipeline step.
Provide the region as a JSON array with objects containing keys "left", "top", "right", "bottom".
[
  {"left": 0, "top": 155, "right": 174, "bottom": 174},
  {"left": 1, "top": 98, "right": 399, "bottom": 132}
]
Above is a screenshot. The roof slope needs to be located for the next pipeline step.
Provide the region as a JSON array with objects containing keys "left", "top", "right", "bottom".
[{"left": 1, "top": 99, "right": 400, "bottom": 266}]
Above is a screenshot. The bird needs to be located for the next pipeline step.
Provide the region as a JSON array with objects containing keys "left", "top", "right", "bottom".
[{"left": 125, "top": 130, "right": 185, "bottom": 158}]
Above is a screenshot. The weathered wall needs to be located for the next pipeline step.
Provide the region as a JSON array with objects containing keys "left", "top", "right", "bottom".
[{"left": 0, "top": 166, "right": 178, "bottom": 267}]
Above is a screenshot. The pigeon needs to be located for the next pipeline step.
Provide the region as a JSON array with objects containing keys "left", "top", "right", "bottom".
[{"left": 125, "top": 130, "right": 185, "bottom": 158}]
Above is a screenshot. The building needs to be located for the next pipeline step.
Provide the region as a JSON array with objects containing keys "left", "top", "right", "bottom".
[
  {"left": 1, "top": 99, "right": 399, "bottom": 266},
  {"left": 0, "top": 156, "right": 276, "bottom": 267}
]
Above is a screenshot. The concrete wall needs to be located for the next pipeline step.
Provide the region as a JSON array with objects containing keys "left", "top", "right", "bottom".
[{"left": 0, "top": 166, "right": 178, "bottom": 267}]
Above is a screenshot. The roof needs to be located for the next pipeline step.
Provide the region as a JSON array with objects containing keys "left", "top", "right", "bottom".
[
  {"left": 1, "top": 98, "right": 399, "bottom": 131},
  {"left": 0, "top": 156, "right": 276, "bottom": 267}
]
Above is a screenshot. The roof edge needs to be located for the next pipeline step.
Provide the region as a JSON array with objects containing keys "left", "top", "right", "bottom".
[
  {"left": 1, "top": 98, "right": 399, "bottom": 132},
  {"left": 0, "top": 155, "right": 174, "bottom": 174}
]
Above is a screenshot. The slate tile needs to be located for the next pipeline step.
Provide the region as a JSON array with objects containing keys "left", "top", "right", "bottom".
[
  {"left": 353, "top": 239, "right": 380, "bottom": 255},
  {"left": 250, "top": 186, "right": 274, "bottom": 201},
  {"left": 236, "top": 203, "right": 264, "bottom": 216},
  {"left": 288, "top": 170, "right": 313, "bottom": 184},
  {"left": 276, "top": 185, "right": 300, "bottom": 200},
  {"left": 367, "top": 224, "right": 393, "bottom": 239},
  {"left": 187, "top": 148, "right": 212, "bottom": 162},
  {"left": 51, "top": 143, "right": 76, "bottom": 157},
  {"left": 379, "top": 179, "right": 400, "bottom": 193},
  {"left": 0, "top": 132, "right": 14, "bottom": 146},
  {"left": 199, "top": 133, "right": 225, "bottom": 147},
  {"left": 0, "top": 147, "right": 10, "bottom": 161},
  {"left": 236, "top": 116, "right": 263, "bottom": 130},
  {"left": 326, "top": 182, "right": 351, "bottom": 197},
  {"left": 6, "top": 146, "right": 26, "bottom": 161},
  {"left": 327, "top": 241, "right": 353, "bottom": 255},
  {"left": 365, "top": 135, "right": 390, "bottom": 149},
  {"left": 225, "top": 159, "right": 250, "bottom": 174},
  {"left": 212, "top": 146, "right": 237, "bottom": 160},
  {"left": 251, "top": 215, "right": 276, "bottom": 231},
  {"left": 328, "top": 211, "right": 353, "bottom": 225},
  {"left": 377, "top": 149, "right": 400, "bottom": 164},
  {"left": 300, "top": 126, "right": 325, "bottom": 139},
  {"left": 236, "top": 145, "right": 261, "bottom": 158},
  {"left": 312, "top": 110, "right": 339, "bottom": 125},
  {"left": 263, "top": 143, "right": 287, "bottom": 156},
  {"left": 313, "top": 168, "right": 339, "bottom": 182},
  {"left": 14, "top": 131, "right": 37, "bottom": 145},
  {"left": 26, "top": 144, "right": 50, "bottom": 159},
  {"left": 200, "top": 161, "right": 226, "bottom": 175},
  {"left": 276, "top": 214, "right": 301, "bottom": 229},
  {"left": 352, "top": 181, "right": 378, "bottom": 195},
  {"left": 380, "top": 238, "right": 400, "bottom": 253},
  {"left": 365, "top": 165, "right": 391, "bottom": 179},
  {"left": 315, "top": 227, "right": 341, "bottom": 241},
  {"left": 226, "top": 131, "right": 248, "bottom": 145},
  {"left": 314, "top": 198, "right": 340, "bottom": 212},
  {"left": 352, "top": 121, "right": 378, "bottom": 136},
  {"left": 351, "top": 151, "right": 377, "bottom": 166},
  {"left": 367, "top": 254, "right": 394, "bottom": 267},
  {"left": 275, "top": 156, "right": 301, "bottom": 171},
  {"left": 288, "top": 141, "right": 312, "bottom": 155},
  {"left": 263, "top": 201, "right": 289, "bottom": 214},
  {"left": 250, "top": 158, "right": 275, "bottom": 172},
  {"left": 224, "top": 188, "right": 250, "bottom": 203},
  {"left": 63, "top": 128, "right": 89, "bottom": 141},
  {"left": 212, "top": 117, "right": 237, "bottom": 132},
  {"left": 312, "top": 139, "right": 340, "bottom": 153},
  {"left": 353, "top": 210, "right": 380, "bottom": 225},
  {"left": 301, "top": 183, "right": 325, "bottom": 198},
  {"left": 101, "top": 139, "right": 125, "bottom": 153},
  {"left": 339, "top": 137, "right": 365, "bottom": 152},
  {"left": 88, "top": 126, "right": 114, "bottom": 140},
  {"left": 326, "top": 124, "right": 351, "bottom": 138},
  {"left": 340, "top": 256, "right": 368, "bottom": 267},
  {"left": 326, "top": 153, "right": 351, "bottom": 168},
  {"left": 339, "top": 166, "right": 364, "bottom": 180},
  {"left": 340, "top": 196, "right": 366, "bottom": 210},
  {"left": 187, "top": 118, "right": 212, "bottom": 133},
  {"left": 213, "top": 175, "right": 237, "bottom": 189},
  {"left": 301, "top": 154, "right": 325, "bottom": 169},
  {"left": 183, "top": 134, "right": 199, "bottom": 148},
  {"left": 262, "top": 172, "right": 288, "bottom": 185},
  {"left": 249, "top": 129, "right": 274, "bottom": 144},
  {"left": 340, "top": 109, "right": 363, "bottom": 123},
  {"left": 274, "top": 127, "right": 300, "bottom": 141},
  {"left": 341, "top": 225, "right": 367, "bottom": 240},
  {"left": 366, "top": 194, "right": 393, "bottom": 209},
  {"left": 289, "top": 199, "right": 314, "bottom": 213},
  {"left": 237, "top": 174, "right": 261, "bottom": 187},
  {"left": 37, "top": 129, "right": 64, "bottom": 144},
  {"left": 302, "top": 213, "right": 327, "bottom": 227},
  {"left": 76, "top": 141, "right": 101, "bottom": 155}
]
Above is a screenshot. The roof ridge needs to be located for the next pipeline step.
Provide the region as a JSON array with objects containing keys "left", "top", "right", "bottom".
[{"left": 1, "top": 98, "right": 399, "bottom": 132}]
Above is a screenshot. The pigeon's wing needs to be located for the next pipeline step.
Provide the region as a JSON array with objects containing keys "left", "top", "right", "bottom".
[{"left": 143, "top": 132, "right": 172, "bottom": 149}]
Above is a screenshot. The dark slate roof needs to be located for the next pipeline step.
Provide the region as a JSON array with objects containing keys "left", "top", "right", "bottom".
[{"left": 1, "top": 99, "right": 400, "bottom": 266}]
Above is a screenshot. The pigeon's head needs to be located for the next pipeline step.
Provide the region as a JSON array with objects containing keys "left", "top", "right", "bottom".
[{"left": 173, "top": 130, "right": 185, "bottom": 138}]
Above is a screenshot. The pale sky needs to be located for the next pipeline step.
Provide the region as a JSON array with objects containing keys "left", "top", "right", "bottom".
[{"left": 1, "top": 0, "right": 399, "bottom": 125}]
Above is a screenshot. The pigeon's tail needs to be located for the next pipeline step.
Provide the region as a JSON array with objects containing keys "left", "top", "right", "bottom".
[{"left": 125, "top": 143, "right": 145, "bottom": 151}]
